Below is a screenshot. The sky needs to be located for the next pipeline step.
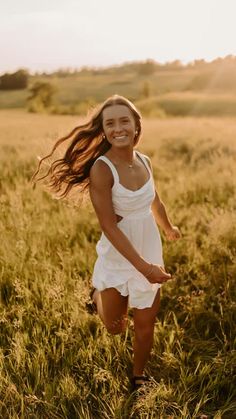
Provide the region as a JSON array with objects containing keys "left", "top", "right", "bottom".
[{"left": 1, "top": 0, "right": 236, "bottom": 74}]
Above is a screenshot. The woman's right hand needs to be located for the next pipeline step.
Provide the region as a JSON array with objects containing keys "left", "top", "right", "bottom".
[{"left": 144, "top": 264, "right": 172, "bottom": 284}]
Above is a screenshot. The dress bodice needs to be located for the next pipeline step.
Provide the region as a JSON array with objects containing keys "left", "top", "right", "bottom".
[{"left": 95, "top": 151, "right": 156, "bottom": 219}]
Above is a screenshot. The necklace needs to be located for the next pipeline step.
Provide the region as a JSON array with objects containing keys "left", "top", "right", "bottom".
[{"left": 109, "top": 153, "right": 135, "bottom": 169}]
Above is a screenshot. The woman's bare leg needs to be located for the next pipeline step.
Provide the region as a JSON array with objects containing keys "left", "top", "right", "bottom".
[
  {"left": 132, "top": 289, "right": 160, "bottom": 377},
  {"left": 93, "top": 288, "right": 129, "bottom": 335}
]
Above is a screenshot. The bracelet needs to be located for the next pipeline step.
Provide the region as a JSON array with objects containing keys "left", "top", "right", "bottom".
[{"left": 145, "top": 264, "right": 154, "bottom": 278}]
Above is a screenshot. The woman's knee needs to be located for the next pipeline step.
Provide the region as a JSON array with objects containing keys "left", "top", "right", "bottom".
[{"left": 105, "top": 315, "right": 128, "bottom": 335}]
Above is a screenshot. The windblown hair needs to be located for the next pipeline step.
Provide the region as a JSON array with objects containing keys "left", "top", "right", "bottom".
[{"left": 32, "top": 95, "right": 142, "bottom": 198}]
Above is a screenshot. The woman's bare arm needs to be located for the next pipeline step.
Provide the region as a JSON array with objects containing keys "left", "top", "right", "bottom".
[
  {"left": 151, "top": 190, "right": 173, "bottom": 233},
  {"left": 144, "top": 155, "right": 181, "bottom": 240}
]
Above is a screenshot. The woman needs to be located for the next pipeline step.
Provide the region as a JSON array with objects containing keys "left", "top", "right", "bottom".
[{"left": 33, "top": 94, "right": 181, "bottom": 391}]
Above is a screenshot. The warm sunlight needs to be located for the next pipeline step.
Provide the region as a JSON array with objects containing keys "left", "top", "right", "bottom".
[{"left": 1, "top": 1, "right": 236, "bottom": 417}]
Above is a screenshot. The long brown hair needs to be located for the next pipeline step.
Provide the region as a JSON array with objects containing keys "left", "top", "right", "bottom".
[{"left": 32, "top": 95, "right": 142, "bottom": 198}]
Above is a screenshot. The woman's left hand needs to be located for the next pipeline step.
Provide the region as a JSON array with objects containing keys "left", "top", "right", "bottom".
[{"left": 165, "top": 225, "right": 181, "bottom": 241}]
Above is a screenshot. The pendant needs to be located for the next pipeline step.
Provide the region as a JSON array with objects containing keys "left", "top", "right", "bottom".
[{"left": 128, "top": 165, "right": 133, "bottom": 169}]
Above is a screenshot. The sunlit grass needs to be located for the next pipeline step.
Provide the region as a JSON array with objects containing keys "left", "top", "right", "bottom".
[
  {"left": 0, "top": 110, "right": 235, "bottom": 418},
  {"left": 136, "top": 92, "right": 236, "bottom": 117}
]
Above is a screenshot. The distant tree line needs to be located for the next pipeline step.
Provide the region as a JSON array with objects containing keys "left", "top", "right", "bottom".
[
  {"left": 1, "top": 56, "right": 235, "bottom": 89},
  {"left": 35, "top": 55, "right": 236, "bottom": 78},
  {"left": 0, "top": 69, "right": 29, "bottom": 90}
]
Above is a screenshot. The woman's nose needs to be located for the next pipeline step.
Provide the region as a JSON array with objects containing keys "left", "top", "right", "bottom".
[{"left": 114, "top": 122, "right": 122, "bottom": 132}]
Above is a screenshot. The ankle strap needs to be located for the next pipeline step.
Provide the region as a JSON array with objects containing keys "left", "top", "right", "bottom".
[{"left": 132, "top": 375, "right": 150, "bottom": 381}]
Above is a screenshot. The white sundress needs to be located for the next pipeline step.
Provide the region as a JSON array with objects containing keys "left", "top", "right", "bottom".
[{"left": 91, "top": 150, "right": 164, "bottom": 309}]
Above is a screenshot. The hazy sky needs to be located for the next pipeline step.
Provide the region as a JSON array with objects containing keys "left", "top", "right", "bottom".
[{"left": 1, "top": 0, "right": 236, "bottom": 73}]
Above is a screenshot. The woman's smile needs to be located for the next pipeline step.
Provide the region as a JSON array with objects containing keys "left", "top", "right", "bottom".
[{"left": 113, "top": 135, "right": 127, "bottom": 140}]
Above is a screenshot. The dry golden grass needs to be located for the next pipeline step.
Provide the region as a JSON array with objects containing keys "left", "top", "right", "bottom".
[{"left": 0, "top": 110, "right": 235, "bottom": 418}]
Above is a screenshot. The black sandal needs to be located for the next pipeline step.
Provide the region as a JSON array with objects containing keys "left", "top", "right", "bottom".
[
  {"left": 85, "top": 287, "right": 97, "bottom": 314},
  {"left": 130, "top": 375, "right": 152, "bottom": 392}
]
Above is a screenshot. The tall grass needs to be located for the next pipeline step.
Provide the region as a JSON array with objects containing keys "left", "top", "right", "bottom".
[{"left": 0, "top": 110, "right": 235, "bottom": 418}]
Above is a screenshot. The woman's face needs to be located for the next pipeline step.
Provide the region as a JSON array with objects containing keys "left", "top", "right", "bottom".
[{"left": 102, "top": 104, "right": 136, "bottom": 149}]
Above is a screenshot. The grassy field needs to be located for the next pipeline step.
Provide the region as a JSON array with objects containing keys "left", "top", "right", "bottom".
[
  {"left": 136, "top": 92, "right": 236, "bottom": 117},
  {"left": 0, "top": 110, "right": 236, "bottom": 418}
]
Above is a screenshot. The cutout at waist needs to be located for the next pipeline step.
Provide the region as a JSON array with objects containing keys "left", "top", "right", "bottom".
[{"left": 116, "top": 214, "right": 123, "bottom": 223}]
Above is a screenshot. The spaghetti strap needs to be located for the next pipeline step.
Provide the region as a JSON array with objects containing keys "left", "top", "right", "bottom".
[
  {"left": 135, "top": 151, "right": 152, "bottom": 175},
  {"left": 95, "top": 155, "right": 119, "bottom": 184}
]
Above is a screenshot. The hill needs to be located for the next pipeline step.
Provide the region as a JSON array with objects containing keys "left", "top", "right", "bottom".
[{"left": 0, "top": 56, "right": 236, "bottom": 116}]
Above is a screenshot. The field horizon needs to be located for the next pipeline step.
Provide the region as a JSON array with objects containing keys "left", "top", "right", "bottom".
[{"left": 1, "top": 56, "right": 236, "bottom": 118}]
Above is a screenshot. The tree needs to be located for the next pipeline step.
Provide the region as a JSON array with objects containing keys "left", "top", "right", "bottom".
[
  {"left": 0, "top": 69, "right": 29, "bottom": 90},
  {"left": 27, "top": 82, "right": 56, "bottom": 113},
  {"left": 136, "top": 59, "right": 157, "bottom": 76}
]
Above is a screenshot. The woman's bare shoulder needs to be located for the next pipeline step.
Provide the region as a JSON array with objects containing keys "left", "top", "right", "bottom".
[
  {"left": 90, "top": 159, "right": 113, "bottom": 187},
  {"left": 137, "top": 151, "right": 152, "bottom": 169}
]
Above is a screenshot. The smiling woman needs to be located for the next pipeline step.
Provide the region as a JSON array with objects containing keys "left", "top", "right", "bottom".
[
  {"left": 32, "top": 94, "right": 181, "bottom": 392},
  {"left": 32, "top": 95, "right": 142, "bottom": 196}
]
